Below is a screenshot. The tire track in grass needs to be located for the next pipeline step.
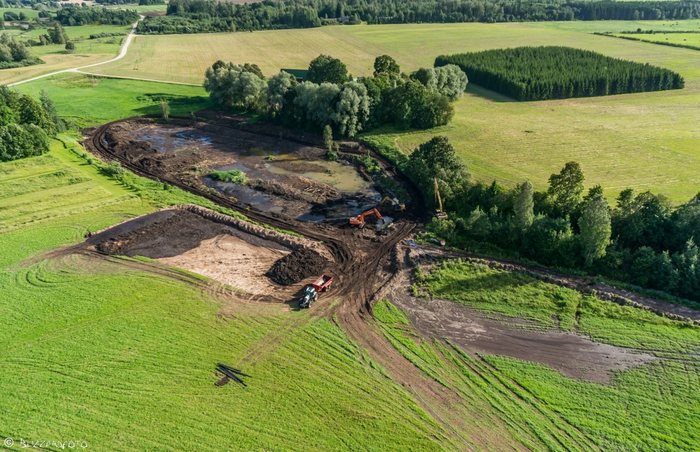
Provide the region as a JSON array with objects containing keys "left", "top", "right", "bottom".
[
  {"left": 441, "top": 342, "right": 597, "bottom": 452},
  {"left": 475, "top": 354, "right": 601, "bottom": 452}
]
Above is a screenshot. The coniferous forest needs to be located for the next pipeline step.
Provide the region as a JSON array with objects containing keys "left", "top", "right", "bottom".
[
  {"left": 436, "top": 47, "right": 684, "bottom": 101},
  {"left": 137, "top": 0, "right": 700, "bottom": 34}
]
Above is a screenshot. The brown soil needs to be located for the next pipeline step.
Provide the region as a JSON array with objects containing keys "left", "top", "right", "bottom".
[
  {"left": 94, "top": 209, "right": 288, "bottom": 258},
  {"left": 266, "top": 248, "right": 328, "bottom": 286},
  {"left": 388, "top": 273, "right": 656, "bottom": 384},
  {"left": 160, "top": 234, "right": 288, "bottom": 297},
  {"left": 86, "top": 208, "right": 303, "bottom": 299},
  {"left": 97, "top": 117, "right": 377, "bottom": 221}
]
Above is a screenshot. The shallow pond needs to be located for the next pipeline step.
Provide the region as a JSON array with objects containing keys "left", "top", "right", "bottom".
[{"left": 266, "top": 159, "right": 372, "bottom": 193}]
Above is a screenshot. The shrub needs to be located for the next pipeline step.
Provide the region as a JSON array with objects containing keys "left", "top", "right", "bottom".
[{"left": 209, "top": 169, "right": 247, "bottom": 184}]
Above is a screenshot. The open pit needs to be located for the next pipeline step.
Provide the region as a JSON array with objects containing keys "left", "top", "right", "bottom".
[{"left": 101, "top": 115, "right": 384, "bottom": 223}]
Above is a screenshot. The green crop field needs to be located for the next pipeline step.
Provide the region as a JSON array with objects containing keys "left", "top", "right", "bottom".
[
  {"left": 88, "top": 21, "right": 700, "bottom": 202},
  {"left": 378, "top": 259, "right": 700, "bottom": 451},
  {"left": 17, "top": 74, "right": 211, "bottom": 126}
]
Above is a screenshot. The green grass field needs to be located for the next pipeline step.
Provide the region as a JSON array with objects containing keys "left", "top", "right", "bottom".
[
  {"left": 106, "top": 3, "right": 167, "bottom": 13},
  {"left": 18, "top": 24, "right": 131, "bottom": 41},
  {"left": 88, "top": 21, "right": 700, "bottom": 202},
  {"left": 0, "top": 7, "right": 41, "bottom": 20},
  {"left": 0, "top": 24, "right": 130, "bottom": 86},
  {"left": 613, "top": 31, "right": 700, "bottom": 50},
  {"left": 0, "top": 142, "right": 464, "bottom": 451},
  {"left": 17, "top": 74, "right": 210, "bottom": 126},
  {"left": 379, "top": 259, "right": 700, "bottom": 451}
]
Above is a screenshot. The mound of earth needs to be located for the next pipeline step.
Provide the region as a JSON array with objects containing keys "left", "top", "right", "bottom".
[{"left": 266, "top": 248, "right": 328, "bottom": 285}]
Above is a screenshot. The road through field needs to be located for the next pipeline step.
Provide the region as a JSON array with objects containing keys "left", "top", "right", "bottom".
[{"left": 7, "top": 16, "right": 144, "bottom": 87}]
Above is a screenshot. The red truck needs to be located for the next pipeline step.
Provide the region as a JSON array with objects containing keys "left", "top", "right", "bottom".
[{"left": 299, "top": 275, "right": 334, "bottom": 308}]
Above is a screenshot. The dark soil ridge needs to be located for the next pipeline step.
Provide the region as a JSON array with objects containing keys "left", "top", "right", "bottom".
[{"left": 266, "top": 248, "right": 328, "bottom": 286}]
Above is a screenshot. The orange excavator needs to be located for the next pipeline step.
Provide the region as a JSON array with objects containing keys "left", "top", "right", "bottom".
[{"left": 349, "top": 208, "right": 385, "bottom": 229}]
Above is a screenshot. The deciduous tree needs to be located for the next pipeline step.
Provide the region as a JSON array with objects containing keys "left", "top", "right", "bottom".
[
  {"left": 307, "top": 54, "right": 349, "bottom": 84},
  {"left": 548, "top": 161, "right": 584, "bottom": 219},
  {"left": 579, "top": 194, "right": 611, "bottom": 266},
  {"left": 514, "top": 180, "right": 534, "bottom": 229}
]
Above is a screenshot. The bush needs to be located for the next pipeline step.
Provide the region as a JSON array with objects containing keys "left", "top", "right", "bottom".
[
  {"left": 209, "top": 169, "right": 247, "bottom": 184},
  {"left": 358, "top": 154, "right": 381, "bottom": 174},
  {"left": 105, "top": 161, "right": 126, "bottom": 177}
]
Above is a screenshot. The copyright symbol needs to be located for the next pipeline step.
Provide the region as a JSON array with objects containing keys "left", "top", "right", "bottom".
[{"left": 3, "top": 437, "right": 13, "bottom": 447}]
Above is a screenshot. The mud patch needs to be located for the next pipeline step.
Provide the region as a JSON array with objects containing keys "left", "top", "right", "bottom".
[
  {"left": 94, "top": 210, "right": 287, "bottom": 258},
  {"left": 101, "top": 117, "right": 382, "bottom": 222},
  {"left": 266, "top": 248, "right": 328, "bottom": 286},
  {"left": 389, "top": 284, "right": 656, "bottom": 384}
]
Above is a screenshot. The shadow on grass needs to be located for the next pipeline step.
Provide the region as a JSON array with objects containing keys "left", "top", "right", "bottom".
[
  {"left": 466, "top": 84, "right": 517, "bottom": 103},
  {"left": 131, "top": 94, "right": 211, "bottom": 117},
  {"left": 431, "top": 269, "right": 534, "bottom": 299}
]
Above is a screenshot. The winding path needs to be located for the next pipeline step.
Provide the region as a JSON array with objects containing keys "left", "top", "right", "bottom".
[{"left": 8, "top": 16, "right": 144, "bottom": 87}]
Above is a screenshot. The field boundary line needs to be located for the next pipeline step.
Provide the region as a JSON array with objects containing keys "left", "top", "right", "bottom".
[{"left": 74, "top": 70, "right": 202, "bottom": 86}]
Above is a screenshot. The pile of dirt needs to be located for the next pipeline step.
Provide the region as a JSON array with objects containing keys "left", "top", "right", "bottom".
[{"left": 266, "top": 248, "right": 328, "bottom": 285}]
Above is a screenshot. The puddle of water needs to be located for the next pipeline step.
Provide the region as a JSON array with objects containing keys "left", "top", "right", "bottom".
[
  {"left": 266, "top": 159, "right": 371, "bottom": 193},
  {"left": 130, "top": 127, "right": 206, "bottom": 153},
  {"left": 298, "top": 213, "right": 327, "bottom": 222},
  {"left": 175, "top": 131, "right": 214, "bottom": 145},
  {"left": 242, "top": 146, "right": 275, "bottom": 157},
  {"left": 217, "top": 163, "right": 253, "bottom": 173},
  {"left": 204, "top": 178, "right": 273, "bottom": 207}
]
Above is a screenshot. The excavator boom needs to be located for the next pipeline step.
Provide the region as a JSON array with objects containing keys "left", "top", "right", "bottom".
[
  {"left": 349, "top": 208, "right": 386, "bottom": 228},
  {"left": 434, "top": 178, "right": 448, "bottom": 219}
]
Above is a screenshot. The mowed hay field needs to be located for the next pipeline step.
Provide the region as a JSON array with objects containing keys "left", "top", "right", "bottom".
[
  {"left": 93, "top": 21, "right": 700, "bottom": 202},
  {"left": 613, "top": 32, "right": 700, "bottom": 49}
]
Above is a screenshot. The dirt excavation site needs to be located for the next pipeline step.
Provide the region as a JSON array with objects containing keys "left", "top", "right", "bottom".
[{"left": 82, "top": 112, "right": 688, "bottom": 390}]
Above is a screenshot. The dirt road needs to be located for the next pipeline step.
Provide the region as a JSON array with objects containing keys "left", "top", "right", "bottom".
[{"left": 8, "top": 15, "right": 144, "bottom": 87}]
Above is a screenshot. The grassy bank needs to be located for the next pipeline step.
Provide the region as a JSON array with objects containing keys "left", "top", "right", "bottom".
[{"left": 375, "top": 259, "right": 700, "bottom": 451}]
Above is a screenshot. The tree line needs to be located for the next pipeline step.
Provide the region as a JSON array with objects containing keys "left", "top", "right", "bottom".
[
  {"left": 136, "top": 0, "right": 700, "bottom": 34},
  {"left": 203, "top": 54, "right": 466, "bottom": 137},
  {"left": 0, "top": 87, "right": 62, "bottom": 162},
  {"left": 436, "top": 46, "right": 684, "bottom": 101},
  {"left": 401, "top": 137, "right": 700, "bottom": 304},
  {"left": 0, "top": 33, "right": 43, "bottom": 69},
  {"left": 55, "top": 6, "right": 139, "bottom": 26}
]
